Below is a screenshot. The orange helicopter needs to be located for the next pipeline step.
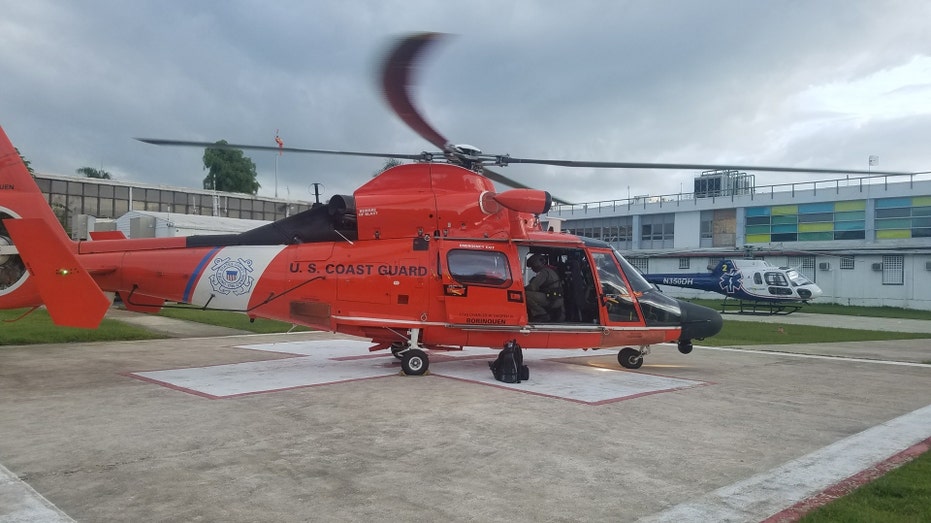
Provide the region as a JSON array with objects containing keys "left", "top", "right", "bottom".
[{"left": 26, "top": 32, "right": 898, "bottom": 376}]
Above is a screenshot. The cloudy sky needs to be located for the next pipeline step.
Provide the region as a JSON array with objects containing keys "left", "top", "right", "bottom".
[{"left": 2, "top": 0, "right": 929, "bottom": 205}]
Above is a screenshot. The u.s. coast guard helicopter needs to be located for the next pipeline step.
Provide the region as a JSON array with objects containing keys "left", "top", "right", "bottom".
[{"left": 2, "top": 33, "right": 899, "bottom": 374}]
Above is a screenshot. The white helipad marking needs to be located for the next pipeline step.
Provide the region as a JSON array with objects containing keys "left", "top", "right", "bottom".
[
  {"left": 638, "top": 403, "right": 931, "bottom": 523},
  {"left": 0, "top": 463, "right": 75, "bottom": 522},
  {"left": 131, "top": 340, "right": 705, "bottom": 403}
]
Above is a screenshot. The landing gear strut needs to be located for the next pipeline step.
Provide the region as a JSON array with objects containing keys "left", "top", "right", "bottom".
[
  {"left": 617, "top": 346, "right": 649, "bottom": 370},
  {"left": 395, "top": 328, "right": 429, "bottom": 376}
]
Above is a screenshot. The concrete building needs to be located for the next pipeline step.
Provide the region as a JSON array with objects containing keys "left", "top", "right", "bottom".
[
  {"left": 548, "top": 171, "right": 931, "bottom": 310},
  {"left": 34, "top": 173, "right": 313, "bottom": 239}
]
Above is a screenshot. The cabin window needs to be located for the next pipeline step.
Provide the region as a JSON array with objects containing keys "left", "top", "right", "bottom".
[
  {"left": 753, "top": 272, "right": 763, "bottom": 285},
  {"left": 447, "top": 250, "right": 512, "bottom": 287},
  {"left": 764, "top": 272, "right": 788, "bottom": 286}
]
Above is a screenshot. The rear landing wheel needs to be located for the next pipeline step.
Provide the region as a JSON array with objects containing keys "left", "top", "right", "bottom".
[
  {"left": 677, "top": 339, "right": 694, "bottom": 354},
  {"left": 401, "top": 349, "right": 429, "bottom": 376},
  {"left": 618, "top": 347, "right": 643, "bottom": 370}
]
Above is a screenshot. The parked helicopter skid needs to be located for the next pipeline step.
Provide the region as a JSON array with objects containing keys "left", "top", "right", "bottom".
[{"left": 3, "top": 32, "right": 909, "bottom": 378}]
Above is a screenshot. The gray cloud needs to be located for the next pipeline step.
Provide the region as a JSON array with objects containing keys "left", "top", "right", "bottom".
[{"left": 1, "top": 0, "right": 928, "bottom": 205}]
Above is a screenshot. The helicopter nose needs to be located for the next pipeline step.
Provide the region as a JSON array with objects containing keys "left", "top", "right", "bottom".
[{"left": 677, "top": 300, "right": 723, "bottom": 341}]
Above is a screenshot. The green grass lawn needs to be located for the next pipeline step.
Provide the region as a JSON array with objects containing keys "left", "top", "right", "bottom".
[
  {"left": 687, "top": 298, "right": 931, "bottom": 321},
  {"left": 799, "top": 450, "right": 931, "bottom": 522},
  {"left": 0, "top": 308, "right": 165, "bottom": 345},
  {"left": 707, "top": 321, "right": 930, "bottom": 347}
]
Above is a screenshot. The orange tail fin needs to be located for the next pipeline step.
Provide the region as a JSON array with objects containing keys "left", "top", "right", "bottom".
[{"left": 0, "top": 125, "right": 110, "bottom": 327}]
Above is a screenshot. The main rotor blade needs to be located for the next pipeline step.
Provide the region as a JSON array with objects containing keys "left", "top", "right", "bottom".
[
  {"left": 136, "top": 138, "right": 429, "bottom": 161},
  {"left": 381, "top": 32, "right": 451, "bottom": 152},
  {"left": 482, "top": 166, "right": 573, "bottom": 205},
  {"left": 502, "top": 157, "right": 913, "bottom": 176}
]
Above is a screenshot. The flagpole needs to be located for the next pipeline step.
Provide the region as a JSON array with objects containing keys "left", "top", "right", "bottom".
[{"left": 275, "top": 153, "right": 279, "bottom": 198}]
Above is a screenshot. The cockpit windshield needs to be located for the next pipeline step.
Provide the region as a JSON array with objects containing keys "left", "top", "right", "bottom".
[
  {"left": 610, "top": 249, "right": 682, "bottom": 325},
  {"left": 785, "top": 269, "right": 813, "bottom": 287},
  {"left": 611, "top": 249, "right": 655, "bottom": 293}
]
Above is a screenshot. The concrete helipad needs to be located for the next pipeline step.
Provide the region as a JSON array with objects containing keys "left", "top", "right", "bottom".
[{"left": 1, "top": 323, "right": 930, "bottom": 522}]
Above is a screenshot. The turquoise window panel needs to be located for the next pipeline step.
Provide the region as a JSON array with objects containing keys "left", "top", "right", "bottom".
[
  {"left": 834, "top": 220, "right": 865, "bottom": 231},
  {"left": 799, "top": 202, "right": 834, "bottom": 213},
  {"left": 834, "top": 211, "right": 865, "bottom": 221},
  {"left": 913, "top": 207, "right": 931, "bottom": 216},
  {"left": 876, "top": 218, "right": 912, "bottom": 229},
  {"left": 798, "top": 212, "right": 833, "bottom": 223},
  {"left": 798, "top": 232, "right": 834, "bottom": 241},
  {"left": 772, "top": 223, "right": 797, "bottom": 233},
  {"left": 746, "top": 207, "right": 770, "bottom": 217},
  {"left": 745, "top": 224, "right": 771, "bottom": 235},
  {"left": 876, "top": 197, "right": 912, "bottom": 209}
]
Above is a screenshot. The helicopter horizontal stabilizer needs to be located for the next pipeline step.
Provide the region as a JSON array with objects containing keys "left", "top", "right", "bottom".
[{"left": 4, "top": 218, "right": 110, "bottom": 328}]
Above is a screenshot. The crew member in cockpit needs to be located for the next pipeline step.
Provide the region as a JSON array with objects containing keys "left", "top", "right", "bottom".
[{"left": 525, "top": 254, "right": 564, "bottom": 322}]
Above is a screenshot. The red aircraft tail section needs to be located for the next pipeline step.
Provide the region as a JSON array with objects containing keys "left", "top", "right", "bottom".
[
  {"left": 5, "top": 219, "right": 110, "bottom": 328},
  {"left": 0, "top": 125, "right": 110, "bottom": 327}
]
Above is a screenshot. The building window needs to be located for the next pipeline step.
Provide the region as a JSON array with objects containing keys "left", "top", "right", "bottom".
[
  {"left": 745, "top": 201, "right": 866, "bottom": 243},
  {"left": 678, "top": 257, "right": 690, "bottom": 270},
  {"left": 881, "top": 255, "right": 904, "bottom": 285},
  {"left": 628, "top": 257, "right": 650, "bottom": 274},
  {"left": 875, "top": 197, "right": 931, "bottom": 239},
  {"left": 787, "top": 256, "right": 816, "bottom": 283},
  {"left": 840, "top": 256, "right": 855, "bottom": 270},
  {"left": 640, "top": 213, "right": 674, "bottom": 249}
]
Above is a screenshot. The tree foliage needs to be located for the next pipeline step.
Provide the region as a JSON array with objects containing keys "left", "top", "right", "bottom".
[
  {"left": 76, "top": 166, "right": 112, "bottom": 179},
  {"left": 14, "top": 147, "right": 34, "bottom": 175},
  {"left": 374, "top": 158, "right": 403, "bottom": 177},
  {"left": 202, "top": 141, "right": 260, "bottom": 194}
]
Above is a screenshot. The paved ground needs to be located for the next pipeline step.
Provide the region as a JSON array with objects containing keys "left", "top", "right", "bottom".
[{"left": 1, "top": 311, "right": 930, "bottom": 522}]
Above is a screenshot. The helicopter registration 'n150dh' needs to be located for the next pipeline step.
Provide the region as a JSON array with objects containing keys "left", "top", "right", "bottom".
[
  {"left": 644, "top": 258, "right": 824, "bottom": 315},
  {"left": 0, "top": 33, "right": 911, "bottom": 375}
]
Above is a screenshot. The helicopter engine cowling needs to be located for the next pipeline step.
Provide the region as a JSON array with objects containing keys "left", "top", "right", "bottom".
[{"left": 492, "top": 189, "right": 552, "bottom": 215}]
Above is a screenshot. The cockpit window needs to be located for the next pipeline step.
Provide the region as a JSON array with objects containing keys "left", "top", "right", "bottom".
[
  {"left": 785, "top": 269, "right": 812, "bottom": 287},
  {"left": 764, "top": 272, "right": 788, "bottom": 286},
  {"left": 447, "top": 249, "right": 512, "bottom": 287},
  {"left": 611, "top": 249, "right": 654, "bottom": 293}
]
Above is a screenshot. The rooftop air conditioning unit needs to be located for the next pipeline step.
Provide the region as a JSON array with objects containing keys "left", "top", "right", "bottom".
[
  {"left": 871, "top": 263, "right": 883, "bottom": 271},
  {"left": 818, "top": 262, "right": 831, "bottom": 271}
]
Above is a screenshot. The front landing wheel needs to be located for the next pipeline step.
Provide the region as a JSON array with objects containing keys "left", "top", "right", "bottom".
[
  {"left": 401, "top": 349, "right": 429, "bottom": 376},
  {"left": 618, "top": 347, "right": 643, "bottom": 370}
]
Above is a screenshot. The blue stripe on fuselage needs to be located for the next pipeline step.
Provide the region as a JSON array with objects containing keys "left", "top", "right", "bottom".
[{"left": 183, "top": 247, "right": 221, "bottom": 303}]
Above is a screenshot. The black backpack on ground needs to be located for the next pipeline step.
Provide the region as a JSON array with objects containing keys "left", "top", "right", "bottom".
[{"left": 489, "top": 341, "right": 530, "bottom": 383}]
